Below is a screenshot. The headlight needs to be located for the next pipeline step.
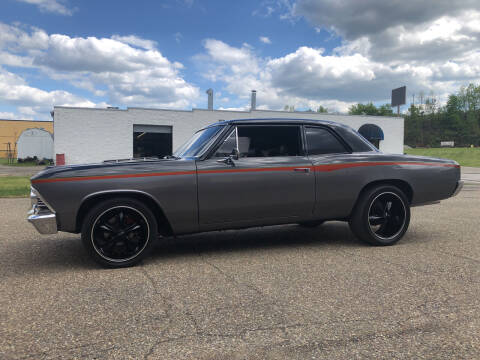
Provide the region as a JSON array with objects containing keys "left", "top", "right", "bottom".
[{"left": 30, "top": 187, "right": 39, "bottom": 207}]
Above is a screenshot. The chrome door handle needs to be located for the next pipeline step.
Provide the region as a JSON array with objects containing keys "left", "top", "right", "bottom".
[{"left": 293, "top": 167, "right": 310, "bottom": 173}]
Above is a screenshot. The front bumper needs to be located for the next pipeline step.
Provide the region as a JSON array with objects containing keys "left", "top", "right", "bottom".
[
  {"left": 28, "top": 207, "right": 58, "bottom": 234},
  {"left": 452, "top": 180, "right": 464, "bottom": 197},
  {"left": 27, "top": 187, "right": 58, "bottom": 234}
]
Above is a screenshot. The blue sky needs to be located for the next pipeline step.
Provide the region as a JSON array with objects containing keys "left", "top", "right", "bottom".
[{"left": 1, "top": 0, "right": 480, "bottom": 120}]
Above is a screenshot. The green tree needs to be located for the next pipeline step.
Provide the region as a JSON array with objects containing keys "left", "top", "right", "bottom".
[
  {"left": 348, "top": 102, "right": 379, "bottom": 115},
  {"left": 377, "top": 104, "right": 394, "bottom": 116},
  {"left": 404, "top": 83, "right": 480, "bottom": 147}
]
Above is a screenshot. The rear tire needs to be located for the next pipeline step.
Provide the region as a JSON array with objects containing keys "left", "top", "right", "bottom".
[
  {"left": 81, "top": 198, "right": 157, "bottom": 268},
  {"left": 349, "top": 185, "right": 410, "bottom": 246}
]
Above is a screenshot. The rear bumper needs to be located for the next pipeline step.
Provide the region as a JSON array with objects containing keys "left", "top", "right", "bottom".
[
  {"left": 28, "top": 206, "right": 58, "bottom": 234},
  {"left": 452, "top": 180, "right": 464, "bottom": 197}
]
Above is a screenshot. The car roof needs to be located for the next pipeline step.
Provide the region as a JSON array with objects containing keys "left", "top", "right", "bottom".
[{"left": 205, "top": 118, "right": 349, "bottom": 129}]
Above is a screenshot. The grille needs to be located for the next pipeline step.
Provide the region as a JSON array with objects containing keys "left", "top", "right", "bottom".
[{"left": 36, "top": 198, "right": 51, "bottom": 213}]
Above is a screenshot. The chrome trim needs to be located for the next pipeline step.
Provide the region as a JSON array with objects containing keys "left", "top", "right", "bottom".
[
  {"left": 452, "top": 180, "right": 464, "bottom": 197},
  {"left": 28, "top": 206, "right": 57, "bottom": 234},
  {"left": 30, "top": 186, "right": 55, "bottom": 213},
  {"left": 235, "top": 125, "right": 239, "bottom": 155},
  {"left": 30, "top": 188, "right": 38, "bottom": 207},
  {"left": 28, "top": 186, "right": 58, "bottom": 234}
]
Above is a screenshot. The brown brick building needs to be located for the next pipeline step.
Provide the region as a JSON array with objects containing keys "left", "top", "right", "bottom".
[{"left": 0, "top": 119, "right": 53, "bottom": 158}]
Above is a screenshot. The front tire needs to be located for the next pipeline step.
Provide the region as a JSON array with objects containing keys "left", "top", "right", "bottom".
[
  {"left": 349, "top": 185, "right": 410, "bottom": 246},
  {"left": 81, "top": 198, "right": 157, "bottom": 267}
]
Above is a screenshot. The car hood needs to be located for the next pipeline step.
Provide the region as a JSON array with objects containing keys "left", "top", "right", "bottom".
[{"left": 30, "top": 158, "right": 194, "bottom": 183}]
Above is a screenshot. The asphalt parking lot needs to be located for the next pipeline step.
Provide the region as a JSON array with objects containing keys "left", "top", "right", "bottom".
[{"left": 1, "top": 183, "right": 479, "bottom": 359}]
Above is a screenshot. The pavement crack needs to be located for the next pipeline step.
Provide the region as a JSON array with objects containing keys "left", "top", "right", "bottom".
[
  {"left": 139, "top": 265, "right": 159, "bottom": 294},
  {"left": 144, "top": 336, "right": 190, "bottom": 360},
  {"left": 431, "top": 249, "right": 480, "bottom": 264},
  {"left": 199, "top": 255, "right": 265, "bottom": 297}
]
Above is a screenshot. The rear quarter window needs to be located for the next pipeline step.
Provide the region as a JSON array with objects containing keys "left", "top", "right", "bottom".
[
  {"left": 335, "top": 126, "right": 377, "bottom": 152},
  {"left": 305, "top": 127, "right": 348, "bottom": 155}
]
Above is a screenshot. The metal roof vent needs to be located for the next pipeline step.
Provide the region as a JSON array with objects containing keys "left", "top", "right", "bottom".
[{"left": 206, "top": 88, "right": 213, "bottom": 110}]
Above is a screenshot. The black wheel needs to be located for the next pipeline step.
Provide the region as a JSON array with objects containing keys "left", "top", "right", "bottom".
[
  {"left": 81, "top": 198, "right": 157, "bottom": 267},
  {"left": 349, "top": 185, "right": 410, "bottom": 246},
  {"left": 298, "top": 220, "right": 324, "bottom": 228}
]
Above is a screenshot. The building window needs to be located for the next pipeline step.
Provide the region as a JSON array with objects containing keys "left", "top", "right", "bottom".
[{"left": 133, "top": 125, "right": 172, "bottom": 158}]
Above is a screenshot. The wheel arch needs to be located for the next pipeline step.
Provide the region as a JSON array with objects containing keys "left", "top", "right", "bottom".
[
  {"left": 75, "top": 190, "right": 174, "bottom": 236},
  {"left": 351, "top": 179, "right": 414, "bottom": 217}
]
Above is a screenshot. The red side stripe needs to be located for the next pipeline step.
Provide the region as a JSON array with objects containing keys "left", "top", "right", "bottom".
[
  {"left": 31, "top": 161, "right": 459, "bottom": 184},
  {"left": 197, "top": 166, "right": 297, "bottom": 174},
  {"left": 31, "top": 170, "right": 196, "bottom": 184},
  {"left": 313, "top": 161, "right": 459, "bottom": 172}
]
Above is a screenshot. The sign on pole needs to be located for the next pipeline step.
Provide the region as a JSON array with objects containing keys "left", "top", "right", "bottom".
[{"left": 391, "top": 86, "right": 406, "bottom": 116}]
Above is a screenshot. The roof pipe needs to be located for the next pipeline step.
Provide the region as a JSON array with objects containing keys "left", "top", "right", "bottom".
[
  {"left": 251, "top": 90, "right": 256, "bottom": 111},
  {"left": 206, "top": 88, "right": 213, "bottom": 110}
]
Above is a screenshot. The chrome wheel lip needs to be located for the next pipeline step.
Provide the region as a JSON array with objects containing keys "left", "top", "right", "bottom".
[
  {"left": 91, "top": 205, "right": 150, "bottom": 263},
  {"left": 367, "top": 191, "right": 407, "bottom": 241}
]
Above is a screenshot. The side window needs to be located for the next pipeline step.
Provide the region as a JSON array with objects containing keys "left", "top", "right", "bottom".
[
  {"left": 305, "top": 127, "right": 347, "bottom": 156},
  {"left": 214, "top": 128, "right": 237, "bottom": 157},
  {"left": 237, "top": 125, "right": 302, "bottom": 157}
]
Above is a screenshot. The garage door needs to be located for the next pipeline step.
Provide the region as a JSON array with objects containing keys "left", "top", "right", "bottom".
[{"left": 133, "top": 124, "right": 172, "bottom": 158}]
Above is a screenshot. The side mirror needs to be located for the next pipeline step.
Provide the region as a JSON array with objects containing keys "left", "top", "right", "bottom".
[
  {"left": 217, "top": 156, "right": 235, "bottom": 166},
  {"left": 230, "top": 147, "right": 239, "bottom": 160},
  {"left": 216, "top": 148, "right": 239, "bottom": 166}
]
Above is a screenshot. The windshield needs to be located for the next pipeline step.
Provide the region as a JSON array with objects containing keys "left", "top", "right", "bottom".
[{"left": 173, "top": 125, "right": 224, "bottom": 158}]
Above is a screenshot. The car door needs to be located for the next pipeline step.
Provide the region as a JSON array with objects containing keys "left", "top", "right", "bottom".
[
  {"left": 304, "top": 126, "right": 356, "bottom": 219},
  {"left": 196, "top": 124, "right": 315, "bottom": 228}
]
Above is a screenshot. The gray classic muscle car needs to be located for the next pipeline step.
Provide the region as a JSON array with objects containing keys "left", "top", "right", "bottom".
[{"left": 28, "top": 119, "right": 463, "bottom": 267}]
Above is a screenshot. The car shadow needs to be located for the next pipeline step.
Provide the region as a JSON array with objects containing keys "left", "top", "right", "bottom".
[
  {"left": 7, "top": 221, "right": 416, "bottom": 274},
  {"left": 149, "top": 221, "right": 365, "bottom": 261}
]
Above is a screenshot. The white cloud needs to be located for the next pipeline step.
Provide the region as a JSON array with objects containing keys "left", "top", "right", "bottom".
[
  {"left": 246, "top": 0, "right": 480, "bottom": 108},
  {"left": 0, "top": 23, "right": 200, "bottom": 114},
  {"left": 196, "top": 39, "right": 356, "bottom": 112},
  {"left": 333, "top": 11, "right": 480, "bottom": 66},
  {"left": 259, "top": 36, "right": 272, "bottom": 44},
  {"left": 293, "top": 0, "right": 480, "bottom": 40},
  {"left": 196, "top": 31, "right": 480, "bottom": 113},
  {"left": 0, "top": 67, "right": 101, "bottom": 120},
  {"left": 111, "top": 35, "right": 157, "bottom": 50},
  {"left": 15, "top": 0, "right": 74, "bottom": 16},
  {"left": 174, "top": 32, "right": 183, "bottom": 44},
  {"left": 0, "top": 23, "right": 49, "bottom": 52},
  {"left": 0, "top": 111, "right": 19, "bottom": 119},
  {"left": 203, "top": 39, "right": 258, "bottom": 71},
  {"left": 3, "top": 0, "right": 480, "bottom": 117},
  {"left": 33, "top": 34, "right": 177, "bottom": 73}
]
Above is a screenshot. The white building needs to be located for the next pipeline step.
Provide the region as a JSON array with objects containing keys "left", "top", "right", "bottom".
[{"left": 53, "top": 105, "right": 403, "bottom": 165}]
